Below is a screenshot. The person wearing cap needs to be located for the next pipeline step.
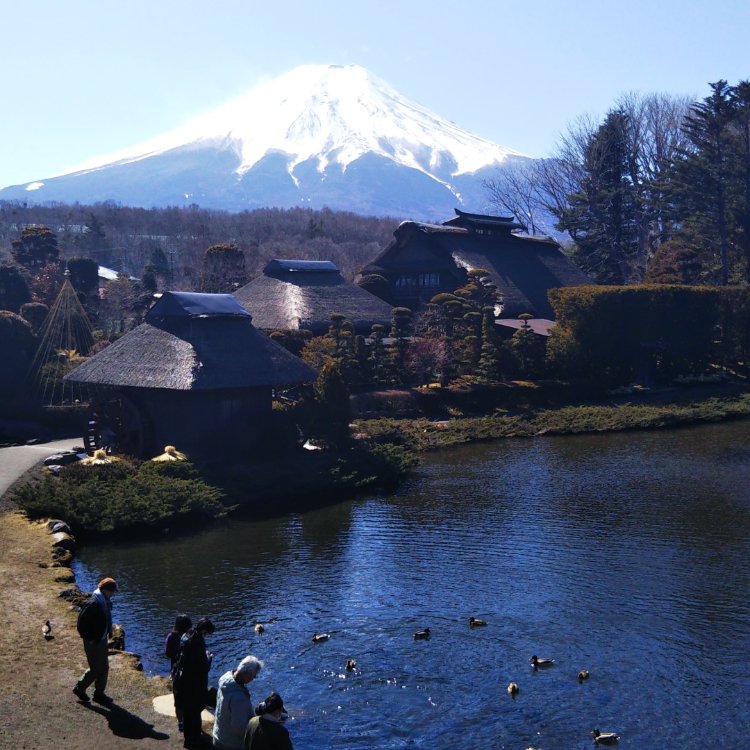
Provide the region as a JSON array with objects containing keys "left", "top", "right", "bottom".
[
  {"left": 212, "top": 655, "right": 263, "bottom": 750},
  {"left": 173, "top": 617, "right": 216, "bottom": 749},
  {"left": 244, "top": 692, "right": 292, "bottom": 750},
  {"left": 72, "top": 577, "right": 118, "bottom": 705}
]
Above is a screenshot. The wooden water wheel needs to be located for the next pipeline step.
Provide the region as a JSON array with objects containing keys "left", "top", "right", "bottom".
[{"left": 85, "top": 394, "right": 150, "bottom": 457}]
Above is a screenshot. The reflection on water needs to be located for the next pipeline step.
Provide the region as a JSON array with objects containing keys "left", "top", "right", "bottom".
[{"left": 75, "top": 422, "right": 750, "bottom": 748}]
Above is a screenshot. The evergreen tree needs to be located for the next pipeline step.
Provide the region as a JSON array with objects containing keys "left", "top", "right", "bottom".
[
  {"left": 560, "top": 110, "right": 638, "bottom": 283},
  {"left": 67, "top": 257, "right": 99, "bottom": 295},
  {"left": 389, "top": 307, "right": 413, "bottom": 382},
  {"left": 313, "top": 360, "right": 351, "bottom": 445},
  {"left": 0, "top": 264, "right": 31, "bottom": 312},
  {"left": 730, "top": 80, "right": 750, "bottom": 281},
  {"left": 477, "top": 307, "right": 502, "bottom": 382},
  {"left": 672, "top": 81, "right": 735, "bottom": 284},
  {"left": 11, "top": 226, "right": 59, "bottom": 270}
]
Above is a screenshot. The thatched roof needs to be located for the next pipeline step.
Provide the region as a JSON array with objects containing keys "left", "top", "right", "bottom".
[
  {"left": 234, "top": 259, "right": 393, "bottom": 334},
  {"left": 364, "top": 211, "right": 590, "bottom": 319},
  {"left": 64, "top": 291, "right": 317, "bottom": 390}
]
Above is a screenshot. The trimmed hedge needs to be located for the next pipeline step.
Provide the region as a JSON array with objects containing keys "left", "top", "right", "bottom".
[
  {"left": 547, "top": 285, "right": 721, "bottom": 385},
  {"left": 13, "top": 459, "right": 227, "bottom": 535}
]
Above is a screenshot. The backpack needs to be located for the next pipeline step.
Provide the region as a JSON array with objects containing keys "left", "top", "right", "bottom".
[{"left": 76, "top": 597, "right": 101, "bottom": 640}]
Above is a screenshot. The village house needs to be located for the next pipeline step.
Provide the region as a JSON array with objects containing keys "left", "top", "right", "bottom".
[
  {"left": 361, "top": 209, "right": 591, "bottom": 333},
  {"left": 64, "top": 291, "right": 316, "bottom": 460},
  {"left": 234, "top": 259, "right": 393, "bottom": 335}
]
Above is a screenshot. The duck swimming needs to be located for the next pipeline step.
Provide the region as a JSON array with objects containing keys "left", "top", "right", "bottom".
[
  {"left": 254, "top": 623, "right": 264, "bottom": 634},
  {"left": 468, "top": 617, "right": 487, "bottom": 627},
  {"left": 507, "top": 682, "right": 519, "bottom": 697},
  {"left": 530, "top": 655, "right": 554, "bottom": 668},
  {"left": 592, "top": 729, "right": 620, "bottom": 745},
  {"left": 413, "top": 628, "right": 431, "bottom": 640},
  {"left": 578, "top": 669, "right": 590, "bottom": 682},
  {"left": 312, "top": 632, "right": 330, "bottom": 643},
  {"left": 345, "top": 659, "right": 357, "bottom": 672}
]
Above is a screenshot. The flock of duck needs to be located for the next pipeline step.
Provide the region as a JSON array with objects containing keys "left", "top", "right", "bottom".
[{"left": 255, "top": 616, "right": 621, "bottom": 746}]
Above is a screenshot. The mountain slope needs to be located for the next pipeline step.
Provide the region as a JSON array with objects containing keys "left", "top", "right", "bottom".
[{"left": 0, "top": 64, "right": 528, "bottom": 218}]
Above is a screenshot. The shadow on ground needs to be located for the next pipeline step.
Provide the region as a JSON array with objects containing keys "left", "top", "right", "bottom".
[{"left": 83, "top": 702, "right": 170, "bottom": 740}]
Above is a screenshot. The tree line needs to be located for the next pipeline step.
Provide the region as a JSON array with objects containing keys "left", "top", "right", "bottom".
[{"left": 485, "top": 79, "right": 750, "bottom": 287}]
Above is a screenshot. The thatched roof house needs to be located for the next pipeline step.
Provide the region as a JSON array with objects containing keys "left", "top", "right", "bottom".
[
  {"left": 234, "top": 259, "right": 393, "bottom": 335},
  {"left": 65, "top": 292, "right": 316, "bottom": 459},
  {"left": 362, "top": 209, "right": 591, "bottom": 319}
]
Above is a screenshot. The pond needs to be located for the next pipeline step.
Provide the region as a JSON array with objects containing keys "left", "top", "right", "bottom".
[{"left": 74, "top": 421, "right": 750, "bottom": 748}]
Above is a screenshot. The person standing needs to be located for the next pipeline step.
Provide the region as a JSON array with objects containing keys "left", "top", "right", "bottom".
[
  {"left": 165, "top": 614, "right": 193, "bottom": 732},
  {"left": 212, "top": 655, "right": 263, "bottom": 750},
  {"left": 173, "top": 617, "right": 215, "bottom": 749},
  {"left": 245, "top": 692, "right": 292, "bottom": 750},
  {"left": 73, "top": 577, "right": 118, "bottom": 705}
]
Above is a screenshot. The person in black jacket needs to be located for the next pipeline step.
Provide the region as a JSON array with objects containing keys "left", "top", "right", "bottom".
[
  {"left": 173, "top": 617, "right": 215, "bottom": 749},
  {"left": 72, "top": 577, "right": 118, "bottom": 705},
  {"left": 245, "top": 692, "right": 292, "bottom": 750}
]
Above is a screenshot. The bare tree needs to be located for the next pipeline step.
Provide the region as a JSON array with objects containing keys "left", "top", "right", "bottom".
[{"left": 483, "top": 158, "right": 548, "bottom": 234}]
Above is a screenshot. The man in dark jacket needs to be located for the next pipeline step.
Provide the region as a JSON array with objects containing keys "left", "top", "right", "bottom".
[
  {"left": 245, "top": 692, "right": 292, "bottom": 750},
  {"left": 173, "top": 617, "right": 215, "bottom": 749},
  {"left": 73, "top": 577, "right": 117, "bottom": 705}
]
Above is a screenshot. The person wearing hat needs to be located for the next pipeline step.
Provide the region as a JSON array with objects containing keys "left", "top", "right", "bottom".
[
  {"left": 73, "top": 577, "right": 118, "bottom": 705},
  {"left": 173, "top": 617, "right": 216, "bottom": 749},
  {"left": 212, "top": 655, "right": 263, "bottom": 750},
  {"left": 244, "top": 692, "right": 292, "bottom": 750}
]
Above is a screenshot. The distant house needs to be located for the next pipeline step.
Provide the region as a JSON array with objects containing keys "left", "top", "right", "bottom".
[
  {"left": 234, "top": 259, "right": 393, "bottom": 335},
  {"left": 64, "top": 291, "right": 317, "bottom": 460},
  {"left": 97, "top": 265, "right": 139, "bottom": 298},
  {"left": 362, "top": 209, "right": 591, "bottom": 321}
]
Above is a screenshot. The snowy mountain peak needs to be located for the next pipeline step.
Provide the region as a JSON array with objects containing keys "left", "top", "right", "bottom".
[{"left": 69, "top": 63, "right": 523, "bottom": 180}]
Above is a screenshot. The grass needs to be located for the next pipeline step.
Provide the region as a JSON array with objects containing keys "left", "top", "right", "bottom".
[{"left": 354, "top": 389, "right": 750, "bottom": 452}]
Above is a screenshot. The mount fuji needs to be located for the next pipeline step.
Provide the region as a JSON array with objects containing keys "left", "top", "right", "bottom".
[{"left": 0, "top": 64, "right": 529, "bottom": 218}]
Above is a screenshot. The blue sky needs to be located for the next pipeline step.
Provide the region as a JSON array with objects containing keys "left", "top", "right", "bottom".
[{"left": 2, "top": 0, "right": 748, "bottom": 189}]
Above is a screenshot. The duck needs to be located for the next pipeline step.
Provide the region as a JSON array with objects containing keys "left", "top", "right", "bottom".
[
  {"left": 578, "top": 669, "right": 590, "bottom": 682},
  {"left": 312, "top": 632, "right": 330, "bottom": 643},
  {"left": 506, "top": 681, "right": 519, "bottom": 697},
  {"left": 468, "top": 617, "right": 488, "bottom": 627},
  {"left": 413, "top": 628, "right": 431, "bottom": 640},
  {"left": 42, "top": 620, "right": 53, "bottom": 640},
  {"left": 345, "top": 659, "right": 357, "bottom": 672},
  {"left": 591, "top": 729, "right": 620, "bottom": 745},
  {"left": 530, "top": 655, "right": 555, "bottom": 668},
  {"left": 254, "top": 623, "right": 264, "bottom": 634}
]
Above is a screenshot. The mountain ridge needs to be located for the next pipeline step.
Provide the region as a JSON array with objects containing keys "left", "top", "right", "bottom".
[{"left": 0, "top": 64, "right": 529, "bottom": 219}]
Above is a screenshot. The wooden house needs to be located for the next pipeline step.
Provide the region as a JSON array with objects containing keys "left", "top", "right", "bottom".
[
  {"left": 64, "top": 292, "right": 317, "bottom": 460},
  {"left": 234, "top": 259, "right": 393, "bottom": 335},
  {"left": 362, "top": 209, "right": 591, "bottom": 320}
]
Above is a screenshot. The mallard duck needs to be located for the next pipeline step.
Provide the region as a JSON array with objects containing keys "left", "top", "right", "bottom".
[
  {"left": 506, "top": 681, "right": 519, "bottom": 697},
  {"left": 345, "top": 659, "right": 357, "bottom": 672},
  {"left": 254, "top": 623, "right": 264, "bottom": 634},
  {"left": 530, "top": 655, "right": 554, "bottom": 668},
  {"left": 468, "top": 617, "right": 488, "bottom": 627},
  {"left": 578, "top": 669, "right": 590, "bottom": 682},
  {"left": 42, "top": 620, "right": 53, "bottom": 640},
  {"left": 312, "top": 632, "right": 330, "bottom": 643},
  {"left": 592, "top": 729, "right": 620, "bottom": 745},
  {"left": 413, "top": 628, "right": 431, "bottom": 640}
]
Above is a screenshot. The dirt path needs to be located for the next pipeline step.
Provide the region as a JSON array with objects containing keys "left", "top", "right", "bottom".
[{"left": 0, "top": 444, "right": 194, "bottom": 749}]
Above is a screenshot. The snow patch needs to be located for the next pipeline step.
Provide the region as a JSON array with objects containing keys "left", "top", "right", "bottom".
[{"left": 26, "top": 181, "right": 44, "bottom": 191}]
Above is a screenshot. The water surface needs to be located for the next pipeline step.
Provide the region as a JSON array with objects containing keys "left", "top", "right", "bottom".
[{"left": 75, "top": 422, "right": 750, "bottom": 748}]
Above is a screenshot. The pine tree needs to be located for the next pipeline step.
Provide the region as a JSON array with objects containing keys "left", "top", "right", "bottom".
[
  {"left": 560, "top": 110, "right": 639, "bottom": 283},
  {"left": 11, "top": 226, "right": 59, "bottom": 270},
  {"left": 672, "top": 80, "right": 735, "bottom": 284}
]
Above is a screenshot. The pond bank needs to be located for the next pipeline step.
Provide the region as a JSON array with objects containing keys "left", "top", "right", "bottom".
[
  {"left": 0, "top": 509, "right": 185, "bottom": 748},
  {"left": 355, "top": 383, "right": 750, "bottom": 451}
]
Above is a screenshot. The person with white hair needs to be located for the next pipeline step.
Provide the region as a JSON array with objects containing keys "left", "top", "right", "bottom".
[{"left": 212, "top": 655, "right": 263, "bottom": 750}]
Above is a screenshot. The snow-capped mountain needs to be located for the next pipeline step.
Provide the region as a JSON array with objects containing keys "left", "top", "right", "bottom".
[{"left": 0, "top": 64, "right": 529, "bottom": 218}]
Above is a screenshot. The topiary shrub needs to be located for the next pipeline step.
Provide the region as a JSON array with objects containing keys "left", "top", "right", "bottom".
[{"left": 14, "top": 458, "right": 227, "bottom": 536}]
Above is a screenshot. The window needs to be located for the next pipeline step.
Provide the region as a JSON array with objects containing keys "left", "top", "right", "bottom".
[{"left": 418, "top": 273, "right": 440, "bottom": 287}]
